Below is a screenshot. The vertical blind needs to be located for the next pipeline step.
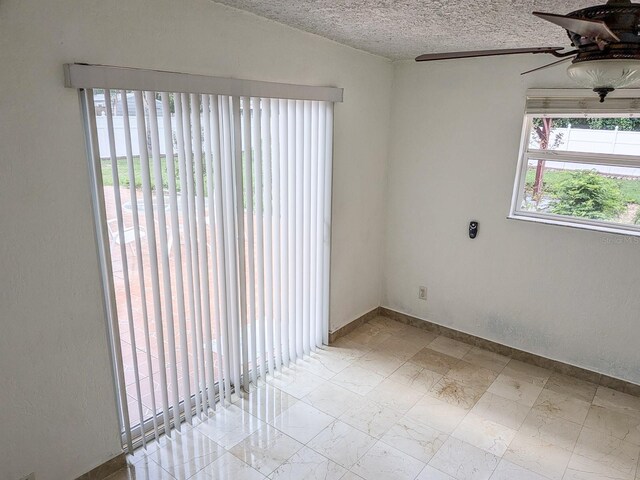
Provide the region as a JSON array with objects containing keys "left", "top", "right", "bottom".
[{"left": 71, "top": 64, "right": 339, "bottom": 451}]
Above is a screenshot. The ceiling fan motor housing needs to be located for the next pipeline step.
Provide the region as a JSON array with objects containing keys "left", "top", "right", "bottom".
[{"left": 565, "top": 0, "right": 640, "bottom": 100}]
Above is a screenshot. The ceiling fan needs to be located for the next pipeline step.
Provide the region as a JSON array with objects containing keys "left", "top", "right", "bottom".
[{"left": 415, "top": 0, "right": 640, "bottom": 102}]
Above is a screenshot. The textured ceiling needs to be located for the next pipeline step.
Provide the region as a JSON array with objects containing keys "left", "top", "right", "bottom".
[{"left": 214, "top": 0, "right": 599, "bottom": 59}]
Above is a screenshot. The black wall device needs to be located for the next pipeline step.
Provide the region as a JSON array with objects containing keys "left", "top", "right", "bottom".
[{"left": 469, "top": 221, "right": 479, "bottom": 239}]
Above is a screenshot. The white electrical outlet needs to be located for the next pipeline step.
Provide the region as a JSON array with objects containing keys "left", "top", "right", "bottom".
[
  {"left": 19, "top": 474, "right": 35, "bottom": 480},
  {"left": 418, "top": 286, "right": 427, "bottom": 300}
]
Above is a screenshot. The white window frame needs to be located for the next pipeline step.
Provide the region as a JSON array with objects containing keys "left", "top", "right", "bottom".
[{"left": 509, "top": 89, "right": 640, "bottom": 237}]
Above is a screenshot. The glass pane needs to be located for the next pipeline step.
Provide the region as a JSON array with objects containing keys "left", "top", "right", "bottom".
[
  {"left": 528, "top": 117, "right": 640, "bottom": 155},
  {"left": 520, "top": 159, "right": 640, "bottom": 227}
]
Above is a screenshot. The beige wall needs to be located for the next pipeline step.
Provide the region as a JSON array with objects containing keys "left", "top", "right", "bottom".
[
  {"left": 0, "top": 1, "right": 392, "bottom": 478},
  {"left": 384, "top": 56, "right": 640, "bottom": 386}
]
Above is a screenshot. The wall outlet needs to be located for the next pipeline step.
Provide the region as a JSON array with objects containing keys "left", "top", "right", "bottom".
[
  {"left": 19, "top": 474, "right": 35, "bottom": 480},
  {"left": 418, "top": 286, "right": 427, "bottom": 301}
]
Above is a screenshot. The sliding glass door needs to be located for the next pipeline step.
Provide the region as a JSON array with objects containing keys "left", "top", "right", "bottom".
[{"left": 74, "top": 67, "right": 337, "bottom": 450}]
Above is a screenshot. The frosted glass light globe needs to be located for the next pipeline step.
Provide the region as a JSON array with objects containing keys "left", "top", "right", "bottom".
[{"left": 567, "top": 59, "right": 640, "bottom": 89}]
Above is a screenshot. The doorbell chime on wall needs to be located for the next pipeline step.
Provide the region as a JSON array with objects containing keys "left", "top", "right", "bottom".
[{"left": 469, "top": 221, "right": 479, "bottom": 239}]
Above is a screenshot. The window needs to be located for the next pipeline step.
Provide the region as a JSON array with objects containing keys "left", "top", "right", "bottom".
[
  {"left": 510, "top": 90, "right": 640, "bottom": 236},
  {"left": 67, "top": 64, "right": 341, "bottom": 450}
]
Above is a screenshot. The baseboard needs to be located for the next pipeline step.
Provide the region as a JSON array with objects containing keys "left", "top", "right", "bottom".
[
  {"left": 329, "top": 307, "right": 381, "bottom": 343},
  {"left": 75, "top": 453, "right": 126, "bottom": 480},
  {"left": 364, "top": 306, "right": 640, "bottom": 397}
]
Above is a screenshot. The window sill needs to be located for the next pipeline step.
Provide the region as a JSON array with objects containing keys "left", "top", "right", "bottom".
[{"left": 507, "top": 212, "right": 640, "bottom": 238}]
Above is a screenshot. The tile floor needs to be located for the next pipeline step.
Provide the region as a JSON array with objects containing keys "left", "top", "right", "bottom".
[{"left": 106, "top": 316, "right": 640, "bottom": 480}]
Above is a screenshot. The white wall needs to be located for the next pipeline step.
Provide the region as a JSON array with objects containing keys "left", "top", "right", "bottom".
[
  {"left": 384, "top": 55, "right": 640, "bottom": 385},
  {"left": 0, "top": 1, "right": 392, "bottom": 478}
]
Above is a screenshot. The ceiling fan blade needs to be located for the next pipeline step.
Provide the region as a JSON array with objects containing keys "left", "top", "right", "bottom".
[
  {"left": 533, "top": 12, "right": 619, "bottom": 42},
  {"left": 520, "top": 56, "right": 575, "bottom": 75},
  {"left": 415, "top": 47, "right": 564, "bottom": 62}
]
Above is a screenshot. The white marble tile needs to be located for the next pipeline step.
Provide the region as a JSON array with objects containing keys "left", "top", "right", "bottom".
[
  {"left": 302, "top": 381, "right": 363, "bottom": 417},
  {"left": 489, "top": 459, "right": 549, "bottom": 480},
  {"left": 118, "top": 458, "right": 176, "bottom": 480},
  {"left": 307, "top": 420, "right": 377, "bottom": 468},
  {"left": 415, "top": 465, "right": 455, "bottom": 480},
  {"left": 584, "top": 405, "right": 640, "bottom": 446},
  {"left": 294, "top": 356, "right": 343, "bottom": 380},
  {"left": 532, "top": 388, "right": 591, "bottom": 425},
  {"left": 405, "top": 394, "right": 467, "bottom": 434},
  {"left": 519, "top": 409, "right": 582, "bottom": 451},
  {"left": 228, "top": 425, "right": 303, "bottom": 476},
  {"left": 446, "top": 361, "right": 498, "bottom": 389},
  {"left": 568, "top": 426, "right": 640, "bottom": 480},
  {"left": 353, "top": 350, "right": 406, "bottom": 377},
  {"left": 344, "top": 324, "right": 393, "bottom": 349},
  {"left": 593, "top": 387, "right": 640, "bottom": 419},
  {"left": 339, "top": 398, "right": 403, "bottom": 438},
  {"left": 331, "top": 365, "right": 386, "bottom": 395},
  {"left": 429, "top": 437, "right": 499, "bottom": 480},
  {"left": 351, "top": 441, "right": 425, "bottom": 480},
  {"left": 266, "top": 366, "right": 326, "bottom": 399},
  {"left": 544, "top": 373, "right": 597, "bottom": 403},
  {"left": 270, "top": 401, "right": 335, "bottom": 443},
  {"left": 380, "top": 416, "right": 448, "bottom": 463},
  {"left": 201, "top": 452, "right": 266, "bottom": 480},
  {"left": 429, "top": 376, "right": 488, "bottom": 411},
  {"left": 150, "top": 428, "right": 225, "bottom": 479},
  {"left": 461, "top": 348, "right": 509, "bottom": 373},
  {"left": 303, "top": 350, "right": 354, "bottom": 376},
  {"left": 471, "top": 392, "right": 531, "bottom": 430},
  {"left": 270, "top": 446, "right": 346, "bottom": 480},
  {"left": 377, "top": 335, "right": 424, "bottom": 361},
  {"left": 427, "top": 336, "right": 473, "bottom": 359},
  {"left": 452, "top": 413, "right": 517, "bottom": 456},
  {"left": 388, "top": 363, "right": 443, "bottom": 393},
  {"left": 487, "top": 374, "right": 543, "bottom": 407},
  {"left": 366, "top": 378, "right": 424, "bottom": 413},
  {"left": 562, "top": 467, "right": 630, "bottom": 480},
  {"left": 339, "top": 472, "right": 365, "bottom": 480},
  {"left": 368, "top": 316, "right": 409, "bottom": 335},
  {"left": 323, "top": 339, "right": 371, "bottom": 363},
  {"left": 501, "top": 360, "right": 551, "bottom": 387},
  {"left": 408, "top": 348, "right": 460, "bottom": 375},
  {"left": 503, "top": 431, "right": 572, "bottom": 480},
  {"left": 234, "top": 384, "right": 299, "bottom": 422},
  {"left": 197, "top": 405, "right": 264, "bottom": 449}
]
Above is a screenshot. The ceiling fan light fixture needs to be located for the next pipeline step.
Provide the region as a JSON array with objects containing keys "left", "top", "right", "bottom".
[{"left": 566, "top": 59, "right": 640, "bottom": 101}]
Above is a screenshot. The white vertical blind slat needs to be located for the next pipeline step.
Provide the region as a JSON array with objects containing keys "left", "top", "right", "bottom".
[
  {"left": 90, "top": 90, "right": 134, "bottom": 452},
  {"left": 121, "top": 92, "right": 160, "bottom": 442},
  {"left": 264, "top": 99, "right": 283, "bottom": 373},
  {"left": 146, "top": 91, "right": 182, "bottom": 430},
  {"left": 294, "top": 100, "right": 304, "bottom": 359},
  {"left": 274, "top": 100, "right": 291, "bottom": 367},
  {"left": 302, "top": 101, "right": 312, "bottom": 355},
  {"left": 232, "top": 96, "right": 250, "bottom": 393},
  {"left": 192, "top": 93, "right": 217, "bottom": 412},
  {"left": 220, "top": 96, "right": 242, "bottom": 389},
  {"left": 210, "top": 95, "right": 233, "bottom": 402},
  {"left": 252, "top": 97, "right": 266, "bottom": 378},
  {"left": 286, "top": 100, "right": 296, "bottom": 363},
  {"left": 241, "top": 96, "right": 258, "bottom": 385},
  {"left": 133, "top": 91, "right": 173, "bottom": 436},
  {"left": 309, "top": 101, "right": 319, "bottom": 350},
  {"left": 104, "top": 91, "right": 147, "bottom": 447},
  {"left": 161, "top": 92, "right": 193, "bottom": 425},
  {"left": 322, "top": 103, "right": 334, "bottom": 344},
  {"left": 176, "top": 93, "right": 203, "bottom": 416},
  {"left": 203, "top": 94, "right": 222, "bottom": 410}
]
